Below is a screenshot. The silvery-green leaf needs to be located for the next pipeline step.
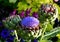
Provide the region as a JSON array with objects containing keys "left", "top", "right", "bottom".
[{"left": 42, "top": 27, "right": 60, "bottom": 39}]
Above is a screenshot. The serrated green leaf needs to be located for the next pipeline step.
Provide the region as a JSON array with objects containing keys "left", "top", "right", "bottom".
[
  {"left": 17, "top": 2, "right": 28, "bottom": 11},
  {"left": 32, "top": 8, "right": 38, "bottom": 12}
]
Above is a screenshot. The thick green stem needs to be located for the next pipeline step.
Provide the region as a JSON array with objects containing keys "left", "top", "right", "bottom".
[
  {"left": 39, "top": 22, "right": 48, "bottom": 42},
  {"left": 14, "top": 30, "right": 20, "bottom": 42}
]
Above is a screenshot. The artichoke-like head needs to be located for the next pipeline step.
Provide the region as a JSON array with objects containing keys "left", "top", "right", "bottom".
[
  {"left": 2, "top": 15, "right": 21, "bottom": 29},
  {"left": 38, "top": 4, "right": 58, "bottom": 23},
  {"left": 19, "top": 17, "right": 42, "bottom": 41}
]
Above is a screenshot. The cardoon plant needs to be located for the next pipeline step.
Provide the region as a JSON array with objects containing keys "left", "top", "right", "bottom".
[
  {"left": 19, "top": 16, "right": 42, "bottom": 42},
  {"left": 2, "top": 15, "right": 21, "bottom": 29},
  {"left": 1, "top": 1, "right": 60, "bottom": 42},
  {"left": 38, "top": 4, "right": 58, "bottom": 24}
]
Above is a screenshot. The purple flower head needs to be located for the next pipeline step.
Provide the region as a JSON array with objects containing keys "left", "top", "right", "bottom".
[
  {"left": 40, "top": 4, "right": 56, "bottom": 14},
  {"left": 21, "top": 16, "right": 39, "bottom": 28},
  {"left": 25, "top": 8, "right": 32, "bottom": 16},
  {"left": 6, "top": 30, "right": 15, "bottom": 42},
  {"left": 1, "top": 29, "right": 10, "bottom": 39},
  {"left": 19, "top": 10, "right": 25, "bottom": 18},
  {"left": 32, "top": 12, "right": 38, "bottom": 18}
]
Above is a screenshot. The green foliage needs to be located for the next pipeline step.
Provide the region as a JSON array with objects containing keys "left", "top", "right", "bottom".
[
  {"left": 46, "top": 23, "right": 53, "bottom": 32},
  {"left": 17, "top": 0, "right": 41, "bottom": 12},
  {"left": 0, "top": 0, "right": 18, "bottom": 9},
  {"left": 40, "top": 39, "right": 52, "bottom": 42},
  {"left": 17, "top": 2, "right": 30, "bottom": 11},
  {"left": 53, "top": 3, "right": 60, "bottom": 14},
  {"left": 2, "top": 15, "right": 21, "bottom": 29},
  {"left": 0, "top": 0, "right": 60, "bottom": 42},
  {"left": 57, "top": 39, "right": 60, "bottom": 42},
  {"left": 17, "top": 0, "right": 60, "bottom": 15},
  {"left": 43, "top": 27, "right": 60, "bottom": 39}
]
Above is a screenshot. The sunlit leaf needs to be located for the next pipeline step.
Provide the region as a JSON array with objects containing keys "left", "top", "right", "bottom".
[
  {"left": 46, "top": 23, "right": 53, "bottom": 32},
  {"left": 40, "top": 39, "right": 52, "bottom": 42}
]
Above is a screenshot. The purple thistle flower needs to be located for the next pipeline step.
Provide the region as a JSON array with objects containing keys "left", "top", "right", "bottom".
[
  {"left": 21, "top": 16, "right": 39, "bottom": 28},
  {"left": 6, "top": 30, "right": 15, "bottom": 42},
  {"left": 25, "top": 8, "right": 32, "bottom": 16},
  {"left": 32, "top": 12, "right": 38, "bottom": 18},
  {"left": 1, "top": 29, "right": 10, "bottom": 39},
  {"left": 19, "top": 10, "right": 25, "bottom": 18}
]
